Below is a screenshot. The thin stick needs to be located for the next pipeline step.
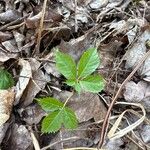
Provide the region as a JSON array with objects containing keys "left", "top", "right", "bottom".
[
  {"left": 34, "top": 0, "right": 48, "bottom": 55},
  {"left": 98, "top": 49, "right": 150, "bottom": 148},
  {"left": 74, "top": 0, "right": 78, "bottom": 32},
  {"left": 41, "top": 136, "right": 80, "bottom": 150}
]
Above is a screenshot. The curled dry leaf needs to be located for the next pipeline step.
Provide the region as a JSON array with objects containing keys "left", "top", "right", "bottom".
[
  {"left": 0, "top": 89, "right": 15, "bottom": 126},
  {"left": 0, "top": 47, "right": 18, "bottom": 62},
  {"left": 15, "top": 59, "right": 32, "bottom": 105}
]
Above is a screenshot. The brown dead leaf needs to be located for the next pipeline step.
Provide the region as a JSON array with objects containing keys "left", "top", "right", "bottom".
[
  {"left": 0, "top": 31, "right": 13, "bottom": 42},
  {"left": 125, "top": 29, "right": 150, "bottom": 82},
  {"left": 20, "top": 58, "right": 50, "bottom": 106},
  {"left": 0, "top": 123, "right": 10, "bottom": 144},
  {"left": 19, "top": 104, "right": 46, "bottom": 125},
  {"left": 58, "top": 33, "right": 95, "bottom": 61},
  {"left": 88, "top": 0, "right": 108, "bottom": 10},
  {"left": 103, "top": 138, "right": 124, "bottom": 150},
  {"left": 13, "top": 31, "right": 25, "bottom": 51},
  {"left": 0, "top": 89, "right": 15, "bottom": 126},
  {"left": 124, "top": 81, "right": 150, "bottom": 112},
  {"left": 98, "top": 40, "right": 122, "bottom": 77},
  {"left": 140, "top": 125, "right": 150, "bottom": 144},
  {"left": 25, "top": 12, "right": 42, "bottom": 29},
  {"left": 2, "top": 39, "right": 19, "bottom": 53},
  {"left": 8, "top": 124, "right": 33, "bottom": 150},
  {"left": 22, "top": 69, "right": 50, "bottom": 107},
  {"left": 0, "top": 46, "right": 18, "bottom": 62},
  {"left": 0, "top": 10, "right": 21, "bottom": 23},
  {"left": 15, "top": 59, "right": 32, "bottom": 105}
]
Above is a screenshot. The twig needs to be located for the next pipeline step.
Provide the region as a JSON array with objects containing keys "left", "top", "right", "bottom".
[
  {"left": 41, "top": 136, "right": 80, "bottom": 150},
  {"left": 74, "top": 0, "right": 78, "bottom": 32},
  {"left": 98, "top": 49, "right": 150, "bottom": 149},
  {"left": 0, "top": 14, "right": 29, "bottom": 31},
  {"left": 34, "top": 0, "right": 48, "bottom": 55}
]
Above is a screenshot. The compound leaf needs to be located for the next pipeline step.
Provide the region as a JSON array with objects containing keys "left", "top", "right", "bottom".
[
  {"left": 55, "top": 50, "right": 76, "bottom": 79},
  {"left": 42, "top": 110, "right": 63, "bottom": 133},
  {"left": 0, "top": 68, "right": 14, "bottom": 89},
  {"left": 79, "top": 75, "right": 104, "bottom": 93},
  {"left": 77, "top": 48, "right": 100, "bottom": 78},
  {"left": 62, "top": 107, "right": 78, "bottom": 129},
  {"left": 37, "top": 97, "right": 64, "bottom": 112}
]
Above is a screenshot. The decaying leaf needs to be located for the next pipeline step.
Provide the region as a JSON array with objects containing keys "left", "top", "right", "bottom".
[
  {"left": 22, "top": 69, "right": 50, "bottom": 107},
  {"left": 13, "top": 31, "right": 25, "bottom": 51},
  {"left": 103, "top": 138, "right": 124, "bottom": 150},
  {"left": 0, "top": 31, "right": 13, "bottom": 42},
  {"left": 2, "top": 39, "right": 19, "bottom": 53},
  {"left": 124, "top": 29, "right": 150, "bottom": 82},
  {"left": 8, "top": 124, "right": 33, "bottom": 150},
  {"left": 58, "top": 31, "right": 96, "bottom": 61},
  {"left": 0, "top": 46, "right": 18, "bottom": 62},
  {"left": 0, "top": 89, "right": 15, "bottom": 126},
  {"left": 0, "top": 123, "right": 10, "bottom": 144},
  {"left": 88, "top": 0, "right": 108, "bottom": 9},
  {"left": 15, "top": 59, "right": 32, "bottom": 105},
  {"left": 18, "top": 104, "right": 46, "bottom": 125},
  {"left": 0, "top": 10, "right": 21, "bottom": 23},
  {"left": 124, "top": 81, "right": 150, "bottom": 112},
  {"left": 20, "top": 58, "right": 50, "bottom": 106},
  {"left": 140, "top": 125, "right": 150, "bottom": 144},
  {"left": 25, "top": 12, "right": 42, "bottom": 29}
]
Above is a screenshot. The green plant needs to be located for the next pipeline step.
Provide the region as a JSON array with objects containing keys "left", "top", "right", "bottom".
[
  {"left": 56, "top": 48, "right": 104, "bottom": 93},
  {"left": 38, "top": 48, "right": 105, "bottom": 133},
  {"left": 37, "top": 97, "right": 77, "bottom": 133},
  {"left": 0, "top": 68, "right": 14, "bottom": 89}
]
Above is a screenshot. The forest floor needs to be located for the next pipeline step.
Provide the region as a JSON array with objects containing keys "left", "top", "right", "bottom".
[{"left": 0, "top": 0, "right": 150, "bottom": 150}]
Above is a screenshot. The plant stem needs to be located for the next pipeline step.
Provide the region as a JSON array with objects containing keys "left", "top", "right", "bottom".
[{"left": 63, "top": 91, "right": 74, "bottom": 108}]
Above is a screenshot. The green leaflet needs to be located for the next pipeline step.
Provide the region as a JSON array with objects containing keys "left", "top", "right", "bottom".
[
  {"left": 65, "top": 79, "right": 76, "bottom": 86},
  {"left": 77, "top": 48, "right": 100, "bottom": 78},
  {"left": 55, "top": 50, "right": 77, "bottom": 79},
  {"left": 42, "top": 110, "right": 63, "bottom": 133},
  {"left": 62, "top": 107, "right": 78, "bottom": 129},
  {"left": 0, "top": 68, "right": 14, "bottom": 89},
  {"left": 79, "top": 75, "right": 105, "bottom": 93},
  {"left": 37, "top": 97, "right": 64, "bottom": 112}
]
